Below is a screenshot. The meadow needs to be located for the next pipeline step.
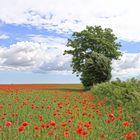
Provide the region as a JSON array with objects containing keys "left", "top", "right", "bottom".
[{"left": 0, "top": 84, "right": 139, "bottom": 140}]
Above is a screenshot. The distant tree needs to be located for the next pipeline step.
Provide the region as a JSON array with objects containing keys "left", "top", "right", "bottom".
[{"left": 64, "top": 26, "right": 122, "bottom": 88}]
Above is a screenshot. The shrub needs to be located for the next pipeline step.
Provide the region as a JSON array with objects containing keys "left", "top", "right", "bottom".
[{"left": 91, "top": 78, "right": 140, "bottom": 111}]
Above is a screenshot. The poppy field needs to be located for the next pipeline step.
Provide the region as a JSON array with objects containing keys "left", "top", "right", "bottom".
[{"left": 0, "top": 84, "right": 139, "bottom": 140}]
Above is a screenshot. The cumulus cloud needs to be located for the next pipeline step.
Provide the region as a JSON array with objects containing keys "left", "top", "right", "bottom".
[
  {"left": 0, "top": 37, "right": 72, "bottom": 72},
  {"left": 112, "top": 53, "right": 140, "bottom": 80},
  {"left": 0, "top": 38, "right": 140, "bottom": 80},
  {"left": 0, "top": 0, "right": 140, "bottom": 41}
]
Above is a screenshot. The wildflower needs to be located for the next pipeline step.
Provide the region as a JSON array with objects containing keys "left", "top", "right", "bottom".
[
  {"left": 46, "top": 123, "right": 51, "bottom": 128},
  {"left": 50, "top": 121, "right": 56, "bottom": 126},
  {"left": 125, "top": 133, "right": 133, "bottom": 139},
  {"left": 5, "top": 122, "right": 12, "bottom": 127},
  {"left": 3, "top": 112, "right": 6, "bottom": 115},
  {"left": 84, "top": 123, "right": 90, "bottom": 128},
  {"left": 67, "top": 119, "right": 72, "bottom": 123},
  {"left": 40, "top": 115, "right": 43, "bottom": 121},
  {"left": 60, "top": 123, "right": 67, "bottom": 127},
  {"left": 34, "top": 126, "right": 40, "bottom": 130},
  {"left": 81, "top": 130, "right": 88, "bottom": 136},
  {"left": 123, "top": 121, "right": 130, "bottom": 127},
  {"left": 76, "top": 125, "right": 82, "bottom": 134},
  {"left": 64, "top": 131, "right": 69, "bottom": 137},
  {"left": 18, "top": 126, "right": 24, "bottom": 132},
  {"left": 100, "top": 133, "right": 105, "bottom": 139},
  {"left": 108, "top": 113, "right": 116, "bottom": 120},
  {"left": 48, "top": 132, "right": 53, "bottom": 136},
  {"left": 108, "top": 113, "right": 114, "bottom": 118},
  {"left": 95, "top": 110, "right": 99, "bottom": 113},
  {"left": 107, "top": 120, "right": 111, "bottom": 124},
  {"left": 125, "top": 132, "right": 137, "bottom": 139},
  {"left": 22, "top": 122, "right": 28, "bottom": 127},
  {"left": 47, "top": 106, "right": 51, "bottom": 109},
  {"left": 41, "top": 123, "right": 45, "bottom": 128}
]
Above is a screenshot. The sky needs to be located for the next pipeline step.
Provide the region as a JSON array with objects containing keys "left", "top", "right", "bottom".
[{"left": 0, "top": 0, "right": 140, "bottom": 84}]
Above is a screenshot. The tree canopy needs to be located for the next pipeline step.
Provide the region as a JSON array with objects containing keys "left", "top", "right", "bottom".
[
  {"left": 64, "top": 25, "right": 122, "bottom": 88},
  {"left": 80, "top": 52, "right": 112, "bottom": 88}
]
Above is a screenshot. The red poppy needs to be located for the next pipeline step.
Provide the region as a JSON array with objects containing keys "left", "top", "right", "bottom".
[
  {"left": 18, "top": 126, "right": 24, "bottom": 132},
  {"left": 123, "top": 121, "right": 130, "bottom": 127},
  {"left": 22, "top": 122, "right": 28, "bottom": 127},
  {"left": 81, "top": 130, "right": 88, "bottom": 136},
  {"left": 67, "top": 119, "right": 72, "bottom": 123},
  {"left": 46, "top": 123, "right": 51, "bottom": 128},
  {"left": 5, "top": 122, "right": 12, "bottom": 127},
  {"left": 48, "top": 132, "right": 53, "bottom": 136},
  {"left": 108, "top": 113, "right": 116, "bottom": 120},
  {"left": 108, "top": 113, "right": 115, "bottom": 118},
  {"left": 107, "top": 120, "right": 111, "bottom": 124},
  {"left": 76, "top": 125, "right": 82, "bottom": 134},
  {"left": 50, "top": 121, "right": 56, "bottom": 126},
  {"left": 60, "top": 123, "right": 67, "bottom": 127},
  {"left": 64, "top": 131, "right": 69, "bottom": 137},
  {"left": 125, "top": 133, "right": 133, "bottom": 139},
  {"left": 84, "top": 123, "right": 90, "bottom": 128},
  {"left": 41, "top": 123, "right": 45, "bottom": 128},
  {"left": 100, "top": 133, "right": 105, "bottom": 139},
  {"left": 40, "top": 115, "right": 43, "bottom": 121},
  {"left": 34, "top": 126, "right": 40, "bottom": 130}
]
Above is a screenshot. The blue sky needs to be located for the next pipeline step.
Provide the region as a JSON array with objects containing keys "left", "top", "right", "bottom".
[{"left": 0, "top": 0, "right": 140, "bottom": 84}]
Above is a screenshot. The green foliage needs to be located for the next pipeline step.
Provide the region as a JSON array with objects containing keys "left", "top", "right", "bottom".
[
  {"left": 80, "top": 52, "right": 112, "bottom": 89},
  {"left": 64, "top": 25, "right": 122, "bottom": 88},
  {"left": 91, "top": 78, "right": 140, "bottom": 112},
  {"left": 64, "top": 25, "right": 121, "bottom": 75}
]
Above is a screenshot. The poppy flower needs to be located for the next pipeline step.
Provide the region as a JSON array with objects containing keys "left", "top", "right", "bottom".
[
  {"left": 41, "top": 123, "right": 45, "bottom": 128},
  {"left": 123, "top": 121, "right": 130, "bottom": 127},
  {"left": 76, "top": 125, "right": 82, "bottom": 134},
  {"left": 60, "top": 123, "right": 67, "bottom": 127},
  {"left": 22, "top": 122, "right": 28, "bottom": 127},
  {"left": 100, "top": 133, "right": 105, "bottom": 139},
  {"left": 34, "top": 126, "right": 40, "bottom": 130},
  {"left": 5, "top": 122, "right": 12, "bottom": 127},
  {"left": 18, "top": 126, "right": 24, "bottom": 132},
  {"left": 64, "top": 131, "right": 69, "bottom": 137},
  {"left": 81, "top": 130, "right": 88, "bottom": 136},
  {"left": 125, "top": 133, "right": 133, "bottom": 139},
  {"left": 107, "top": 120, "right": 111, "bottom": 124},
  {"left": 50, "top": 121, "right": 56, "bottom": 126},
  {"left": 48, "top": 132, "right": 53, "bottom": 136}
]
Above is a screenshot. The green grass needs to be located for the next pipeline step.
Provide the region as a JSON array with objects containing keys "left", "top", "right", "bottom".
[{"left": 0, "top": 84, "right": 139, "bottom": 140}]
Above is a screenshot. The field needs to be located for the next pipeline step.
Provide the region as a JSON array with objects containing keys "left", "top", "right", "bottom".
[{"left": 0, "top": 84, "right": 139, "bottom": 140}]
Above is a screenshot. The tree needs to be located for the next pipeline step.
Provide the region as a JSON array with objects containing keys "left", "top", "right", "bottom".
[
  {"left": 64, "top": 26, "right": 122, "bottom": 88},
  {"left": 80, "top": 52, "right": 112, "bottom": 89}
]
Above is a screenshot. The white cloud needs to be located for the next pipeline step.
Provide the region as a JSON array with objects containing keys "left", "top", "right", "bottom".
[
  {"left": 29, "top": 35, "right": 67, "bottom": 52},
  {"left": 0, "top": 34, "right": 9, "bottom": 40},
  {"left": 0, "top": 0, "right": 140, "bottom": 41},
  {"left": 0, "top": 38, "right": 72, "bottom": 72},
  {"left": 112, "top": 53, "right": 140, "bottom": 80},
  {"left": 0, "top": 38, "right": 140, "bottom": 80}
]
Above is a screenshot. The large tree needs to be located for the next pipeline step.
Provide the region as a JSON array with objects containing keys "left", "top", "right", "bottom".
[
  {"left": 80, "top": 52, "right": 112, "bottom": 88},
  {"left": 64, "top": 26, "right": 122, "bottom": 87}
]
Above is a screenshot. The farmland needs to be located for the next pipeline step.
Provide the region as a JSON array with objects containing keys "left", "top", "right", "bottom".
[{"left": 0, "top": 84, "right": 139, "bottom": 140}]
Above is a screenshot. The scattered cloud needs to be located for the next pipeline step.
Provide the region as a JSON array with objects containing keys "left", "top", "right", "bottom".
[
  {"left": 112, "top": 53, "right": 140, "bottom": 80},
  {"left": 0, "top": 34, "right": 9, "bottom": 40},
  {"left": 0, "top": 0, "right": 140, "bottom": 41},
  {"left": 0, "top": 38, "right": 71, "bottom": 72},
  {"left": 0, "top": 38, "right": 140, "bottom": 80},
  {"left": 0, "top": 0, "right": 140, "bottom": 82}
]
